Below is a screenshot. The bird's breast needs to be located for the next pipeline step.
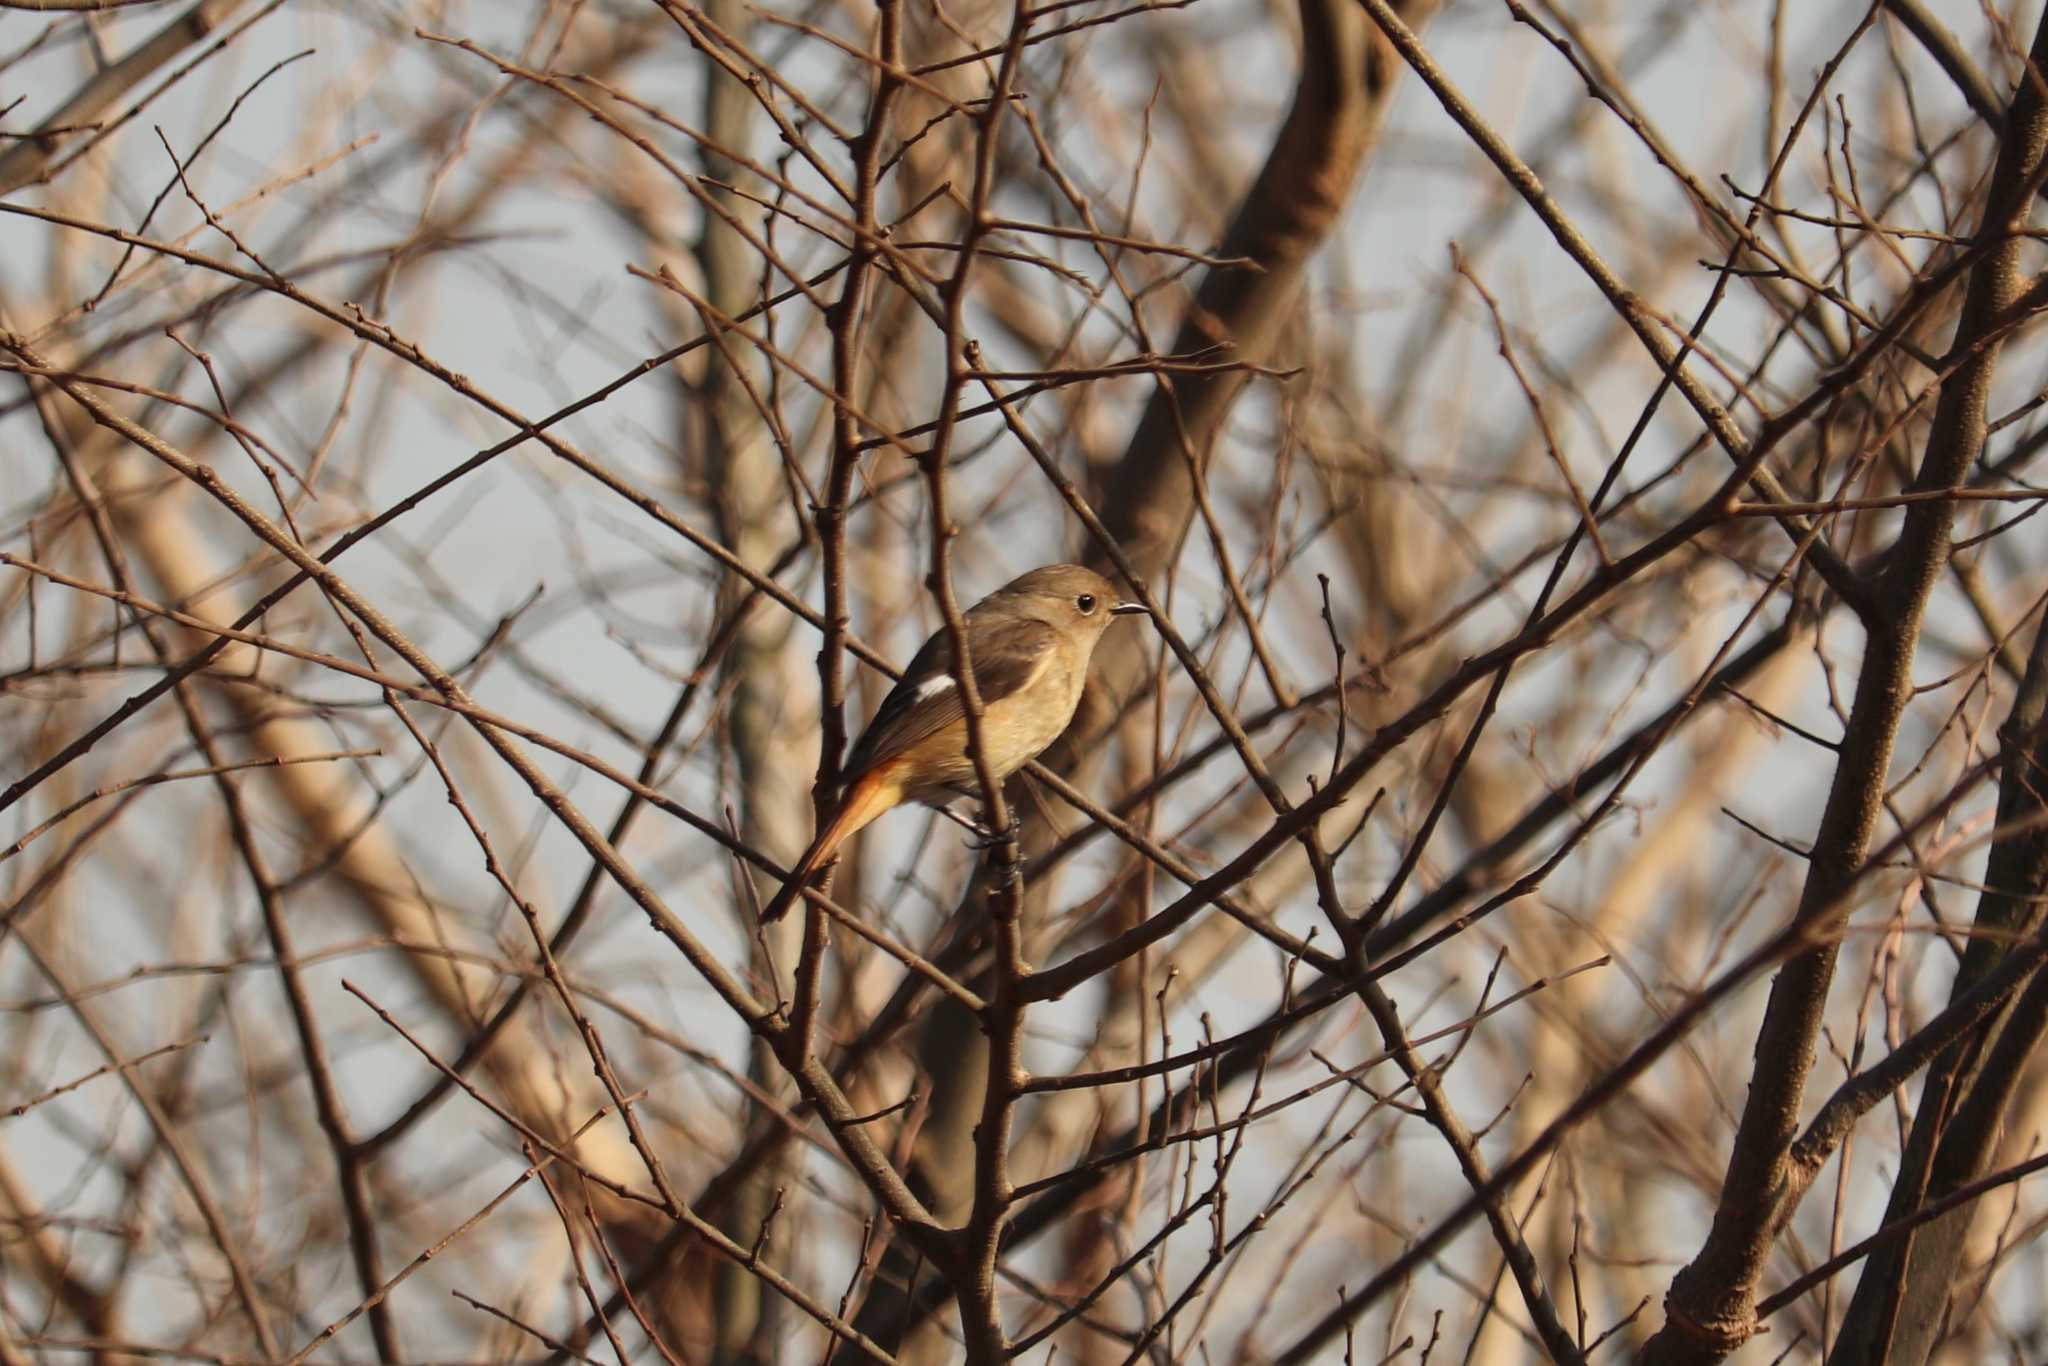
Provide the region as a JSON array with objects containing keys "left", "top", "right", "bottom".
[{"left": 904, "top": 639, "right": 1087, "bottom": 804}]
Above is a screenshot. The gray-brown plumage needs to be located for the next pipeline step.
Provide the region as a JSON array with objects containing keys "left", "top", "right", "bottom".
[{"left": 761, "top": 565, "right": 1144, "bottom": 922}]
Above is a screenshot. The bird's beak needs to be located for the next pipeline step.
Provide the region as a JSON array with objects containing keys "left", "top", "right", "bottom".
[{"left": 1110, "top": 600, "right": 1147, "bottom": 617}]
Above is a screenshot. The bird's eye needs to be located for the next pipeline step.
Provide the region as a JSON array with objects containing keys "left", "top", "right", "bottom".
[{"left": 1076, "top": 594, "right": 1097, "bottom": 614}]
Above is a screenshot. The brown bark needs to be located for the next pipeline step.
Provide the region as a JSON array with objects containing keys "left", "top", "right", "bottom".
[{"left": 1646, "top": 12, "right": 2048, "bottom": 1360}]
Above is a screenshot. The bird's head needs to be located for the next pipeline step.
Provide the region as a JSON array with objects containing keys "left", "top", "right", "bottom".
[{"left": 989, "top": 563, "right": 1146, "bottom": 644}]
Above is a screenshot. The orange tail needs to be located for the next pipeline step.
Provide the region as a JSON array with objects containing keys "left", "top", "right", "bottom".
[{"left": 759, "top": 764, "right": 904, "bottom": 923}]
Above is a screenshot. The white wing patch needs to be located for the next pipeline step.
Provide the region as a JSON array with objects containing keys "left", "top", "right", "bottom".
[{"left": 913, "top": 674, "right": 956, "bottom": 701}]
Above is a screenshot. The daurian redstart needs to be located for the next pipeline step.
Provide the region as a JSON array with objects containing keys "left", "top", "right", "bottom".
[{"left": 760, "top": 564, "right": 1143, "bottom": 922}]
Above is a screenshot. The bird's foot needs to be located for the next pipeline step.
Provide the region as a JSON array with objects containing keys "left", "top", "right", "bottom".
[{"left": 966, "top": 809, "right": 1023, "bottom": 851}]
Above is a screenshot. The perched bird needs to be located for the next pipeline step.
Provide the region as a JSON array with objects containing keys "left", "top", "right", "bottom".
[{"left": 760, "top": 564, "right": 1144, "bottom": 922}]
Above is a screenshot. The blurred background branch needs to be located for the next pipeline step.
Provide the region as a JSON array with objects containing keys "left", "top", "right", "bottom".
[{"left": 5, "top": 3, "right": 2048, "bottom": 1363}]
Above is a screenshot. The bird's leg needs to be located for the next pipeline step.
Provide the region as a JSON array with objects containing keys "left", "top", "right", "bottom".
[
  {"left": 956, "top": 800, "right": 1020, "bottom": 850},
  {"left": 935, "top": 800, "right": 1019, "bottom": 849},
  {"left": 936, "top": 803, "right": 989, "bottom": 841},
  {"left": 976, "top": 813, "right": 1023, "bottom": 852},
  {"left": 977, "top": 812, "right": 1025, "bottom": 896}
]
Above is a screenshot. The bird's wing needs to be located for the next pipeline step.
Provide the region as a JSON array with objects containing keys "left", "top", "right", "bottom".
[{"left": 845, "top": 617, "right": 1061, "bottom": 775}]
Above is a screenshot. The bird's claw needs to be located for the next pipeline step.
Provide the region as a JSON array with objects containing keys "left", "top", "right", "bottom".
[{"left": 967, "top": 810, "right": 1023, "bottom": 851}]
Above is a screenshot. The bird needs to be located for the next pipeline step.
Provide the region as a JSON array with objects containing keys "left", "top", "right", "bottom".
[{"left": 759, "top": 563, "right": 1145, "bottom": 922}]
